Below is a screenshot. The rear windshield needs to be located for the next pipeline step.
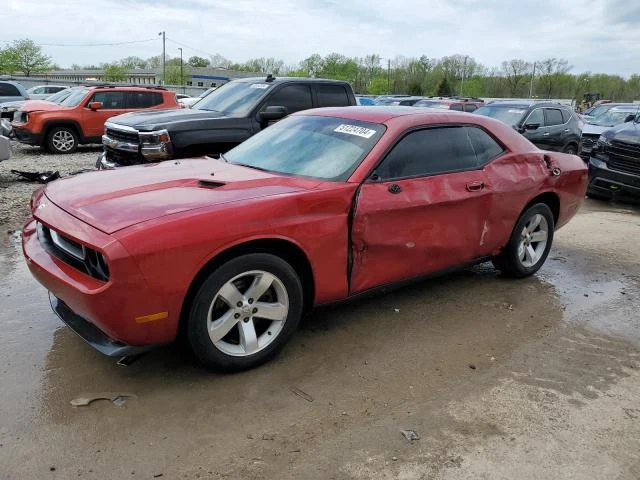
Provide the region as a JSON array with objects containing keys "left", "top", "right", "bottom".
[
  {"left": 225, "top": 115, "right": 385, "bottom": 181},
  {"left": 474, "top": 105, "right": 528, "bottom": 126},
  {"left": 60, "top": 88, "right": 89, "bottom": 107}
]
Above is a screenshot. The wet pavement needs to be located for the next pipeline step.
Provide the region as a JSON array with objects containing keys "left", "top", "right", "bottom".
[{"left": 0, "top": 199, "right": 639, "bottom": 479}]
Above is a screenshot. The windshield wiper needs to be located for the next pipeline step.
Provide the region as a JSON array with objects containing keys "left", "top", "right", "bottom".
[
  {"left": 233, "top": 162, "right": 271, "bottom": 173},
  {"left": 219, "top": 153, "right": 228, "bottom": 162}
]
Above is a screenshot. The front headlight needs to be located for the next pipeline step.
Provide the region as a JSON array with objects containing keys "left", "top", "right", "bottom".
[
  {"left": 139, "top": 129, "right": 171, "bottom": 145},
  {"left": 1, "top": 106, "right": 18, "bottom": 113}
]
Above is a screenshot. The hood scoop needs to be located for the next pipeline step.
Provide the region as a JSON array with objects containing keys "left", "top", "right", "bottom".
[{"left": 197, "top": 179, "right": 225, "bottom": 189}]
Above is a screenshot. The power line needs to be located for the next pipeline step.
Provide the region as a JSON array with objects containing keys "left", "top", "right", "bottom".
[{"left": 33, "top": 38, "right": 158, "bottom": 47}]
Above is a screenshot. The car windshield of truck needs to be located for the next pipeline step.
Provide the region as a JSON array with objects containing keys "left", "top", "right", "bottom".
[
  {"left": 474, "top": 105, "right": 527, "bottom": 126},
  {"left": 414, "top": 100, "right": 450, "bottom": 109},
  {"left": 59, "top": 88, "right": 89, "bottom": 107},
  {"left": 224, "top": 115, "right": 385, "bottom": 181},
  {"left": 193, "top": 82, "right": 270, "bottom": 115},
  {"left": 590, "top": 110, "right": 638, "bottom": 127}
]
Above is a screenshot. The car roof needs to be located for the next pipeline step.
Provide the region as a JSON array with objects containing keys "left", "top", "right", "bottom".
[
  {"left": 296, "top": 106, "right": 477, "bottom": 123},
  {"left": 608, "top": 106, "right": 640, "bottom": 112},
  {"left": 233, "top": 76, "right": 351, "bottom": 85}
]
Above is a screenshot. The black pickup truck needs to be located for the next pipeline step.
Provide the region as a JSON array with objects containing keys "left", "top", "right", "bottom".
[{"left": 98, "top": 76, "right": 357, "bottom": 168}]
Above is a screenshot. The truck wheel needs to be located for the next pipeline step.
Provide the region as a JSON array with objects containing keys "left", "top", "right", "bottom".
[
  {"left": 492, "top": 203, "right": 554, "bottom": 278},
  {"left": 187, "top": 253, "right": 304, "bottom": 372},
  {"left": 47, "top": 127, "right": 78, "bottom": 154}
]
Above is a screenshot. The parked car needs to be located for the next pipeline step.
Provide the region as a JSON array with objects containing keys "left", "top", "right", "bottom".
[
  {"left": 579, "top": 106, "right": 639, "bottom": 160},
  {"left": 474, "top": 101, "right": 582, "bottom": 154},
  {"left": 11, "top": 85, "right": 179, "bottom": 154},
  {"left": 0, "top": 135, "right": 10, "bottom": 161},
  {"left": 26, "top": 85, "right": 69, "bottom": 100},
  {"left": 375, "top": 95, "right": 424, "bottom": 106},
  {"left": 23, "top": 107, "right": 587, "bottom": 371},
  {"left": 356, "top": 96, "right": 376, "bottom": 106},
  {"left": 587, "top": 116, "right": 640, "bottom": 203},
  {"left": 179, "top": 87, "right": 216, "bottom": 108},
  {"left": 581, "top": 102, "right": 633, "bottom": 122},
  {"left": 98, "top": 76, "right": 356, "bottom": 168},
  {"left": 0, "top": 81, "right": 28, "bottom": 106},
  {"left": 414, "top": 98, "right": 483, "bottom": 112},
  {"left": 0, "top": 88, "right": 72, "bottom": 122}
]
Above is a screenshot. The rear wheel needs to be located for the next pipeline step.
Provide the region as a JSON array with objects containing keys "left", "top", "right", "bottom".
[
  {"left": 187, "top": 253, "right": 303, "bottom": 372},
  {"left": 492, "top": 203, "right": 554, "bottom": 278},
  {"left": 563, "top": 143, "right": 578, "bottom": 155},
  {"left": 46, "top": 126, "right": 78, "bottom": 154}
]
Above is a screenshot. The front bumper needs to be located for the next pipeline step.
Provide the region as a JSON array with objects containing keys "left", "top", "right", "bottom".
[
  {"left": 50, "top": 293, "right": 156, "bottom": 357},
  {"left": 587, "top": 157, "right": 640, "bottom": 202},
  {"left": 13, "top": 126, "right": 41, "bottom": 146}
]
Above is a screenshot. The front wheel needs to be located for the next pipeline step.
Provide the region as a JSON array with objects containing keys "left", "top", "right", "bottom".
[
  {"left": 46, "top": 126, "right": 78, "bottom": 154},
  {"left": 563, "top": 143, "right": 578, "bottom": 155},
  {"left": 492, "top": 203, "right": 554, "bottom": 278},
  {"left": 187, "top": 253, "right": 304, "bottom": 372}
]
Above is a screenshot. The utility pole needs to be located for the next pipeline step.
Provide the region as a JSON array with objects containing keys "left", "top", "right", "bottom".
[
  {"left": 387, "top": 59, "right": 391, "bottom": 94},
  {"left": 529, "top": 61, "right": 536, "bottom": 98},
  {"left": 460, "top": 55, "right": 468, "bottom": 96},
  {"left": 178, "top": 47, "right": 184, "bottom": 93},
  {"left": 158, "top": 31, "right": 166, "bottom": 85}
]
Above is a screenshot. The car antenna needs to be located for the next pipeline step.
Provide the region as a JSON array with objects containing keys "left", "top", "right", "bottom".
[{"left": 265, "top": 74, "right": 275, "bottom": 83}]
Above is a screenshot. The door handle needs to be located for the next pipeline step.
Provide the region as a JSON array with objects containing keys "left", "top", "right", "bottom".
[
  {"left": 466, "top": 181, "right": 484, "bottom": 192},
  {"left": 563, "top": 129, "right": 570, "bottom": 132},
  {"left": 388, "top": 184, "right": 402, "bottom": 194},
  {"left": 543, "top": 132, "right": 550, "bottom": 136}
]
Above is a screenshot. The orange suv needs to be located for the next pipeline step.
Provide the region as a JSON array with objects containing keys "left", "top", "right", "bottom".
[{"left": 12, "top": 85, "right": 179, "bottom": 154}]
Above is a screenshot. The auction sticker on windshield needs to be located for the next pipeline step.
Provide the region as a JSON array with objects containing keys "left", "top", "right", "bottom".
[
  {"left": 508, "top": 109, "right": 526, "bottom": 113},
  {"left": 334, "top": 124, "right": 377, "bottom": 138},
  {"left": 250, "top": 84, "right": 270, "bottom": 89}
]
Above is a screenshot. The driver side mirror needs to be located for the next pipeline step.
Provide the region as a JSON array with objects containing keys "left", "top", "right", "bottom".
[
  {"left": 88, "top": 101, "right": 103, "bottom": 110},
  {"left": 258, "top": 105, "right": 288, "bottom": 122},
  {"left": 524, "top": 122, "right": 541, "bottom": 131},
  {"left": 624, "top": 114, "right": 636, "bottom": 123}
]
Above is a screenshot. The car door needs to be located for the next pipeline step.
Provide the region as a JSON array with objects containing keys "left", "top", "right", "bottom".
[
  {"left": 254, "top": 84, "right": 313, "bottom": 132},
  {"left": 543, "top": 107, "right": 567, "bottom": 151},
  {"left": 520, "top": 108, "right": 551, "bottom": 150},
  {"left": 350, "top": 125, "right": 492, "bottom": 293},
  {"left": 82, "top": 91, "right": 128, "bottom": 138}
]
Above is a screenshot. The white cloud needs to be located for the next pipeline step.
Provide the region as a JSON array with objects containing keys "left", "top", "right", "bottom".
[{"left": 2, "top": 0, "right": 638, "bottom": 76}]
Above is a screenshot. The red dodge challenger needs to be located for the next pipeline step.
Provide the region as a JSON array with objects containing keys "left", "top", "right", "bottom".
[{"left": 22, "top": 107, "right": 588, "bottom": 371}]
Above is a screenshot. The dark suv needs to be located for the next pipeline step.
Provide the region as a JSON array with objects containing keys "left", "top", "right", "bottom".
[
  {"left": 587, "top": 119, "right": 640, "bottom": 203},
  {"left": 474, "top": 101, "right": 582, "bottom": 154},
  {"left": 99, "top": 76, "right": 356, "bottom": 168}
]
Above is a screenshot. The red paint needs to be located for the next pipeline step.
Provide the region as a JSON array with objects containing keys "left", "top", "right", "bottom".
[{"left": 22, "top": 107, "right": 587, "bottom": 348}]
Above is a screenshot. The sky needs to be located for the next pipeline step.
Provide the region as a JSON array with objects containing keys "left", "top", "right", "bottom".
[{"left": 3, "top": 0, "right": 639, "bottom": 76}]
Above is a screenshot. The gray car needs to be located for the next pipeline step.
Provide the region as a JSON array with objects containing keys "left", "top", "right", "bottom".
[
  {"left": 0, "top": 81, "right": 28, "bottom": 104},
  {"left": 25, "top": 85, "right": 69, "bottom": 100}
]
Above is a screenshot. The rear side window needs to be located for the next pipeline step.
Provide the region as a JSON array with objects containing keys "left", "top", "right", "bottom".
[
  {"left": 0, "top": 83, "right": 21, "bottom": 96},
  {"left": 466, "top": 127, "right": 504, "bottom": 164},
  {"left": 544, "top": 108, "right": 564, "bottom": 126},
  {"left": 463, "top": 104, "right": 477, "bottom": 112},
  {"left": 317, "top": 85, "right": 350, "bottom": 107},
  {"left": 450, "top": 104, "right": 463, "bottom": 111},
  {"left": 126, "top": 92, "right": 163, "bottom": 108},
  {"left": 375, "top": 126, "right": 479, "bottom": 180},
  {"left": 265, "top": 85, "right": 313, "bottom": 114},
  {"left": 560, "top": 109, "right": 572, "bottom": 123},
  {"left": 47, "top": 86, "right": 66, "bottom": 94},
  {"left": 90, "top": 91, "right": 125, "bottom": 109}
]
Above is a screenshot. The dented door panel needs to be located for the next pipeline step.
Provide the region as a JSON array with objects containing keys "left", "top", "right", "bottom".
[{"left": 350, "top": 170, "right": 491, "bottom": 294}]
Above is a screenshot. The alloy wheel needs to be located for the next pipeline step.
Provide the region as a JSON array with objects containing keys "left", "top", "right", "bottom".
[
  {"left": 517, "top": 214, "right": 549, "bottom": 267},
  {"left": 52, "top": 130, "right": 75, "bottom": 152}
]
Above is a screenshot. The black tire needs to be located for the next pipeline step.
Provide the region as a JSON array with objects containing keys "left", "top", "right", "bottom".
[
  {"left": 187, "top": 253, "right": 304, "bottom": 372},
  {"left": 46, "top": 126, "right": 78, "bottom": 154},
  {"left": 492, "top": 203, "right": 555, "bottom": 278},
  {"left": 563, "top": 143, "right": 578, "bottom": 155}
]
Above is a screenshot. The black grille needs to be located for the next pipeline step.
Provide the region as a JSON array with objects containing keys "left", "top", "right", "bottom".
[
  {"left": 105, "top": 128, "right": 139, "bottom": 143},
  {"left": 104, "top": 146, "right": 143, "bottom": 166},
  {"left": 581, "top": 134, "right": 599, "bottom": 149},
  {"left": 37, "top": 223, "right": 110, "bottom": 281},
  {"left": 607, "top": 140, "right": 640, "bottom": 175}
]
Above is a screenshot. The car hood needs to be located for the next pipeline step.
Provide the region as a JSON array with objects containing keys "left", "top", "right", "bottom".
[
  {"left": 606, "top": 121, "right": 640, "bottom": 145},
  {"left": 108, "top": 108, "right": 229, "bottom": 131},
  {"left": 20, "top": 100, "right": 65, "bottom": 113},
  {"left": 582, "top": 123, "right": 611, "bottom": 136},
  {"left": 43, "top": 159, "right": 322, "bottom": 234},
  {"left": 0, "top": 100, "right": 26, "bottom": 109}
]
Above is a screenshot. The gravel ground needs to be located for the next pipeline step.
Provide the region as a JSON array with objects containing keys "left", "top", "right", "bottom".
[{"left": 0, "top": 140, "right": 100, "bottom": 230}]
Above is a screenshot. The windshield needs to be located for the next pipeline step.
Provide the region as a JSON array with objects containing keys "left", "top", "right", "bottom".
[
  {"left": 45, "top": 89, "right": 71, "bottom": 104},
  {"left": 475, "top": 105, "right": 527, "bottom": 126},
  {"left": 591, "top": 109, "right": 637, "bottom": 127},
  {"left": 414, "top": 100, "right": 450, "bottom": 109},
  {"left": 585, "top": 105, "right": 610, "bottom": 118},
  {"left": 193, "top": 81, "right": 271, "bottom": 115},
  {"left": 375, "top": 97, "right": 405, "bottom": 106},
  {"left": 60, "top": 88, "right": 89, "bottom": 107},
  {"left": 224, "top": 115, "right": 385, "bottom": 181}
]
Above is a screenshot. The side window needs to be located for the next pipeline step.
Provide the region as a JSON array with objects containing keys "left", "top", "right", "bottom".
[
  {"left": 48, "top": 87, "right": 65, "bottom": 94},
  {"left": 126, "top": 92, "right": 163, "bottom": 108},
  {"left": 466, "top": 127, "right": 504, "bottom": 164},
  {"left": 450, "top": 104, "right": 463, "bottom": 111},
  {"left": 524, "top": 108, "right": 544, "bottom": 126},
  {"left": 0, "top": 83, "right": 21, "bottom": 96},
  {"left": 90, "top": 91, "right": 125, "bottom": 109},
  {"left": 375, "top": 127, "right": 478, "bottom": 180},
  {"left": 317, "top": 85, "right": 349, "bottom": 107},
  {"left": 33, "top": 87, "right": 46, "bottom": 94},
  {"left": 560, "top": 109, "right": 572, "bottom": 123},
  {"left": 463, "top": 104, "right": 477, "bottom": 112},
  {"left": 545, "top": 108, "right": 564, "bottom": 126},
  {"left": 264, "top": 85, "right": 312, "bottom": 114}
]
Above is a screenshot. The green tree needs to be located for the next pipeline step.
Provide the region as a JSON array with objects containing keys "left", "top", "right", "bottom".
[
  {"left": 102, "top": 63, "right": 127, "bottom": 82},
  {"left": 163, "top": 65, "right": 189, "bottom": 85},
  {"left": 188, "top": 56, "right": 210, "bottom": 68},
  {"left": 0, "top": 47, "right": 19, "bottom": 74},
  {"left": 4, "top": 39, "right": 51, "bottom": 76},
  {"left": 368, "top": 76, "right": 388, "bottom": 95},
  {"left": 436, "top": 77, "right": 453, "bottom": 96},
  {"left": 502, "top": 59, "right": 532, "bottom": 96}
]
